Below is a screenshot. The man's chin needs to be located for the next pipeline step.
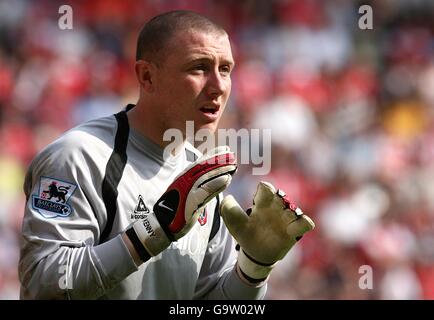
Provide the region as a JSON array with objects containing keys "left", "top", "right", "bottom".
[{"left": 197, "top": 122, "right": 218, "bottom": 133}]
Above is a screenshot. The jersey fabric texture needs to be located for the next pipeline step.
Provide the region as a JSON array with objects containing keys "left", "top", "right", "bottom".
[{"left": 19, "top": 105, "right": 267, "bottom": 300}]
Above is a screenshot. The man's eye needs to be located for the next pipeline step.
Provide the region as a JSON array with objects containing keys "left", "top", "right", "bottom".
[
  {"left": 220, "top": 66, "right": 231, "bottom": 74},
  {"left": 192, "top": 64, "right": 207, "bottom": 71}
]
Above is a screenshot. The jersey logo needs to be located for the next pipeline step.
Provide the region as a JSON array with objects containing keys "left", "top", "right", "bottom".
[
  {"left": 131, "top": 195, "right": 150, "bottom": 219},
  {"left": 32, "top": 177, "right": 77, "bottom": 218},
  {"left": 198, "top": 207, "right": 207, "bottom": 226},
  {"left": 135, "top": 195, "right": 150, "bottom": 214}
]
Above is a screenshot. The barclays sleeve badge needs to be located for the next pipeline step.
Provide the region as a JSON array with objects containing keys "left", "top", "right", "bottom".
[{"left": 32, "top": 176, "right": 77, "bottom": 218}]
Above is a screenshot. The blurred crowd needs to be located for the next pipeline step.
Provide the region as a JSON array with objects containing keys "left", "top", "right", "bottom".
[{"left": 1, "top": 0, "right": 434, "bottom": 299}]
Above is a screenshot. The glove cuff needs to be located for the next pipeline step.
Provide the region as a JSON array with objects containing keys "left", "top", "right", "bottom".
[
  {"left": 237, "top": 249, "right": 277, "bottom": 284},
  {"left": 126, "top": 213, "right": 171, "bottom": 259}
]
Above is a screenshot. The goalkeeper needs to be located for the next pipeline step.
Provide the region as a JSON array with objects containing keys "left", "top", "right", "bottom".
[{"left": 18, "top": 10, "right": 314, "bottom": 299}]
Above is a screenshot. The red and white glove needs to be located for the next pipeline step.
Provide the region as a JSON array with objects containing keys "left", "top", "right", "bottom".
[
  {"left": 125, "top": 146, "right": 237, "bottom": 262},
  {"left": 220, "top": 181, "right": 315, "bottom": 284}
]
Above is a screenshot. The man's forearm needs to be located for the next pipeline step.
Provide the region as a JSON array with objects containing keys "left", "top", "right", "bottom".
[{"left": 20, "top": 235, "right": 137, "bottom": 299}]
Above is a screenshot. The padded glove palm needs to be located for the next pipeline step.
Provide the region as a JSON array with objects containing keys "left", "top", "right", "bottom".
[{"left": 220, "top": 181, "right": 315, "bottom": 282}]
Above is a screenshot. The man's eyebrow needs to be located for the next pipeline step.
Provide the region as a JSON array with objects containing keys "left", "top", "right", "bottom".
[{"left": 186, "top": 56, "right": 235, "bottom": 67}]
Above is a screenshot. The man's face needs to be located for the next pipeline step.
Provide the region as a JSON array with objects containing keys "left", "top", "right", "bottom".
[{"left": 151, "top": 30, "right": 234, "bottom": 135}]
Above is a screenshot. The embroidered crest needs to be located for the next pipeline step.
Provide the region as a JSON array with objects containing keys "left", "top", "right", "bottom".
[
  {"left": 198, "top": 207, "right": 207, "bottom": 226},
  {"left": 32, "top": 177, "right": 77, "bottom": 218}
]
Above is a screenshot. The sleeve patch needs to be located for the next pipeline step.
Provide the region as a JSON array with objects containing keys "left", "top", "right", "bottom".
[{"left": 32, "top": 176, "right": 78, "bottom": 218}]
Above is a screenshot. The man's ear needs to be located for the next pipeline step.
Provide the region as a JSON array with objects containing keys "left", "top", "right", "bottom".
[{"left": 135, "top": 60, "right": 155, "bottom": 92}]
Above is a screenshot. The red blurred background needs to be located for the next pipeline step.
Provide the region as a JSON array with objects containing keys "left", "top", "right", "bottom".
[{"left": 1, "top": 0, "right": 434, "bottom": 299}]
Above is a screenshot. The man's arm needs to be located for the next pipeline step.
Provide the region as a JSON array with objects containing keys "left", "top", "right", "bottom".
[
  {"left": 19, "top": 140, "right": 139, "bottom": 299},
  {"left": 19, "top": 234, "right": 138, "bottom": 299},
  {"left": 20, "top": 141, "right": 237, "bottom": 299}
]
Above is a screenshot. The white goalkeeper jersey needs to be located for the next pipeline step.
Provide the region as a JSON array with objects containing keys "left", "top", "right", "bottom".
[{"left": 19, "top": 105, "right": 266, "bottom": 300}]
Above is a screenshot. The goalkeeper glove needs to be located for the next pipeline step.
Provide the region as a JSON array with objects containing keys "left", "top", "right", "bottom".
[
  {"left": 125, "top": 146, "right": 237, "bottom": 262},
  {"left": 220, "top": 181, "right": 315, "bottom": 284}
]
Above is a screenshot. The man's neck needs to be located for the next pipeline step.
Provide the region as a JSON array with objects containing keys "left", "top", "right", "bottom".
[{"left": 127, "top": 101, "right": 185, "bottom": 156}]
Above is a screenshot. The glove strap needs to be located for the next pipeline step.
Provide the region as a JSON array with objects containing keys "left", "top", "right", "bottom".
[
  {"left": 126, "top": 228, "right": 151, "bottom": 263},
  {"left": 237, "top": 249, "right": 277, "bottom": 284},
  {"left": 126, "top": 213, "right": 171, "bottom": 258}
]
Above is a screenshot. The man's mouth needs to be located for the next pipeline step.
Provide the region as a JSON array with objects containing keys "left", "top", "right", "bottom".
[{"left": 200, "top": 104, "right": 220, "bottom": 115}]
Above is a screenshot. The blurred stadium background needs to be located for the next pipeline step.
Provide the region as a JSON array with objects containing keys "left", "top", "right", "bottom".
[{"left": 1, "top": 0, "right": 434, "bottom": 299}]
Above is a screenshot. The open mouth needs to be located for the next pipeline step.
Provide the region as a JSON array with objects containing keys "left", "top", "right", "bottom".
[{"left": 200, "top": 105, "right": 220, "bottom": 115}]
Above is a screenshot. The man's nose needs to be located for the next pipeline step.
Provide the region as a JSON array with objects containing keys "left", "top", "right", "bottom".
[{"left": 206, "top": 70, "right": 226, "bottom": 98}]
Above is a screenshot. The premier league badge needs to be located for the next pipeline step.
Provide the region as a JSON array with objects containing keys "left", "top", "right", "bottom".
[{"left": 32, "top": 176, "right": 77, "bottom": 218}]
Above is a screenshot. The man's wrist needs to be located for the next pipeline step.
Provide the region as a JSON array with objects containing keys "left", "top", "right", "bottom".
[
  {"left": 121, "top": 232, "right": 144, "bottom": 267},
  {"left": 236, "top": 249, "right": 277, "bottom": 285},
  {"left": 125, "top": 227, "right": 152, "bottom": 264},
  {"left": 123, "top": 214, "right": 171, "bottom": 265}
]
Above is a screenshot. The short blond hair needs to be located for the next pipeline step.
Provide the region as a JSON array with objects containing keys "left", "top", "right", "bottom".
[{"left": 136, "top": 10, "right": 227, "bottom": 64}]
